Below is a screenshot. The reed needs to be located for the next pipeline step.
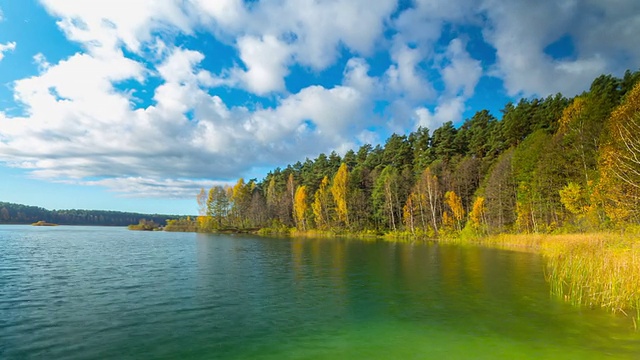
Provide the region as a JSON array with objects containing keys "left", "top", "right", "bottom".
[
  {"left": 261, "top": 226, "right": 640, "bottom": 321},
  {"left": 540, "top": 233, "right": 640, "bottom": 325},
  {"left": 450, "top": 232, "right": 640, "bottom": 324}
]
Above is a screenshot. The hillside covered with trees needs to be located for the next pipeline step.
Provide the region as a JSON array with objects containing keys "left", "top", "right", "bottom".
[
  {"left": 194, "top": 70, "right": 640, "bottom": 237},
  {"left": 0, "top": 202, "right": 179, "bottom": 227}
]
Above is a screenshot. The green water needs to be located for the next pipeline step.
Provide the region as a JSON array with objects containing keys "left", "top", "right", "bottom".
[{"left": 1, "top": 226, "right": 638, "bottom": 359}]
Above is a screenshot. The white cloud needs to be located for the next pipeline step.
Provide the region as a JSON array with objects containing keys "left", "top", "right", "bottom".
[
  {"left": 0, "top": 41, "right": 16, "bottom": 61},
  {"left": 394, "top": 0, "right": 478, "bottom": 46},
  {"left": 229, "top": 35, "right": 292, "bottom": 95},
  {"left": 0, "top": 43, "right": 372, "bottom": 196},
  {"left": 2, "top": 0, "right": 639, "bottom": 199},
  {"left": 343, "top": 58, "right": 381, "bottom": 99},
  {"left": 410, "top": 38, "right": 480, "bottom": 130},
  {"left": 415, "top": 97, "right": 465, "bottom": 130},
  {"left": 83, "top": 177, "right": 229, "bottom": 199},
  {"left": 191, "top": 0, "right": 247, "bottom": 32},
  {"left": 39, "top": 0, "right": 192, "bottom": 54},
  {"left": 480, "top": 0, "right": 640, "bottom": 97},
  {"left": 33, "top": 53, "right": 50, "bottom": 71},
  {"left": 192, "top": 0, "right": 397, "bottom": 94},
  {"left": 379, "top": 2, "right": 480, "bottom": 131},
  {"left": 440, "top": 39, "right": 482, "bottom": 98},
  {"left": 384, "top": 38, "right": 434, "bottom": 102}
]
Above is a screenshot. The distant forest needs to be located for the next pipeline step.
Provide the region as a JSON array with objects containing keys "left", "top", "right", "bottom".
[
  {"left": 193, "top": 69, "right": 640, "bottom": 236},
  {"left": 0, "top": 202, "right": 179, "bottom": 226}
]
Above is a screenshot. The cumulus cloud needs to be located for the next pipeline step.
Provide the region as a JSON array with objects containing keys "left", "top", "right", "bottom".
[
  {"left": 0, "top": 42, "right": 371, "bottom": 196},
  {"left": 229, "top": 35, "right": 292, "bottom": 94},
  {"left": 481, "top": 0, "right": 640, "bottom": 97},
  {"left": 440, "top": 39, "right": 482, "bottom": 98},
  {"left": 39, "top": 0, "right": 192, "bottom": 54},
  {"left": 407, "top": 38, "right": 482, "bottom": 131},
  {"left": 0, "top": 41, "right": 16, "bottom": 61},
  {"left": 1, "top": 0, "right": 638, "bottom": 199},
  {"left": 414, "top": 97, "right": 465, "bottom": 130},
  {"left": 194, "top": 0, "right": 397, "bottom": 94},
  {"left": 83, "top": 177, "right": 229, "bottom": 199},
  {"left": 384, "top": 38, "right": 434, "bottom": 102},
  {"left": 245, "top": 0, "right": 397, "bottom": 70}
]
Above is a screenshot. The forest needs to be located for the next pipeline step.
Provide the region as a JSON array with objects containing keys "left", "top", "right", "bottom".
[
  {"left": 193, "top": 69, "right": 640, "bottom": 238},
  {"left": 0, "top": 201, "right": 177, "bottom": 227}
]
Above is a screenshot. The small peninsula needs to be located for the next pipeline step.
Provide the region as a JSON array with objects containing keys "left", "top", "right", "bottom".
[{"left": 31, "top": 220, "right": 58, "bottom": 226}]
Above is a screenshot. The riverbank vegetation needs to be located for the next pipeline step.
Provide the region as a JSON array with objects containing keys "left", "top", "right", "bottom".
[
  {"left": 443, "top": 231, "right": 640, "bottom": 325},
  {"left": 31, "top": 220, "right": 58, "bottom": 226},
  {"left": 127, "top": 219, "right": 161, "bottom": 231},
  {"left": 164, "top": 217, "right": 198, "bottom": 232},
  {"left": 185, "top": 70, "right": 640, "bottom": 317}
]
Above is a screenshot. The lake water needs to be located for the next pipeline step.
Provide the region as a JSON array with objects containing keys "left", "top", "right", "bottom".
[{"left": 1, "top": 225, "right": 639, "bottom": 359}]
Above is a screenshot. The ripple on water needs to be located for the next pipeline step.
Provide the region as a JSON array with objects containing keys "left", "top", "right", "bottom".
[{"left": 1, "top": 227, "right": 639, "bottom": 359}]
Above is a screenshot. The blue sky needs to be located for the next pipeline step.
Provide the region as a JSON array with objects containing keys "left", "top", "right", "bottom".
[{"left": 0, "top": 0, "right": 638, "bottom": 215}]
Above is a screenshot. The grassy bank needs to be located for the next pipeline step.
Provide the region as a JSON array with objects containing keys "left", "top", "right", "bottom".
[
  {"left": 445, "top": 231, "right": 640, "bottom": 326},
  {"left": 257, "top": 226, "right": 382, "bottom": 240}
]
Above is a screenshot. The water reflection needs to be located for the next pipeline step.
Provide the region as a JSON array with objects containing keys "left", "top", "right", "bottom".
[
  {"left": 282, "top": 237, "right": 638, "bottom": 354},
  {"left": 2, "top": 228, "right": 638, "bottom": 359}
]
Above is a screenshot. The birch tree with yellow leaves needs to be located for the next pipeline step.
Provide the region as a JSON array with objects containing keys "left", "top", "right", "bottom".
[
  {"left": 293, "top": 185, "right": 309, "bottom": 231},
  {"left": 331, "top": 163, "right": 349, "bottom": 227}
]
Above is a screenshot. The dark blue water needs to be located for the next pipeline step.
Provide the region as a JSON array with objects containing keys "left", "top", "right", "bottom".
[{"left": 1, "top": 225, "right": 639, "bottom": 359}]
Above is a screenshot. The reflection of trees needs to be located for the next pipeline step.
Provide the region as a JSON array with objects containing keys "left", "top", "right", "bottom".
[{"left": 290, "top": 238, "right": 348, "bottom": 317}]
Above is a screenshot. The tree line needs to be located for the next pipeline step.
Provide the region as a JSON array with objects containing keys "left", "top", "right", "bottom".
[
  {"left": 0, "top": 202, "right": 178, "bottom": 227},
  {"left": 193, "top": 70, "right": 640, "bottom": 236}
]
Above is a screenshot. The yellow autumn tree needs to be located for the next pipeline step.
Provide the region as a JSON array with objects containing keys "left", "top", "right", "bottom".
[
  {"left": 331, "top": 163, "right": 349, "bottom": 227},
  {"left": 469, "top": 196, "right": 486, "bottom": 232},
  {"left": 558, "top": 97, "right": 586, "bottom": 133},
  {"left": 312, "top": 176, "right": 332, "bottom": 230},
  {"left": 293, "top": 185, "right": 308, "bottom": 231},
  {"left": 559, "top": 182, "right": 589, "bottom": 216},
  {"left": 231, "top": 178, "right": 252, "bottom": 227},
  {"left": 597, "top": 81, "right": 640, "bottom": 223},
  {"left": 442, "top": 211, "right": 454, "bottom": 231},
  {"left": 444, "top": 191, "right": 465, "bottom": 231}
]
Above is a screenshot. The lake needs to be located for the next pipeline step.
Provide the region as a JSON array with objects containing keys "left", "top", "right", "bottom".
[{"left": 1, "top": 225, "right": 639, "bottom": 359}]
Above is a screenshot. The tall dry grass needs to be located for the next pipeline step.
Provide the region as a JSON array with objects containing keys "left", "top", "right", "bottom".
[
  {"left": 454, "top": 232, "right": 640, "bottom": 325},
  {"left": 265, "top": 227, "right": 640, "bottom": 323},
  {"left": 541, "top": 233, "right": 640, "bottom": 325}
]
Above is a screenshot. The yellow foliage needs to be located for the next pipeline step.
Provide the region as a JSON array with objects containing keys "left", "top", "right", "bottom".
[
  {"left": 597, "top": 81, "right": 640, "bottom": 223},
  {"left": 559, "top": 182, "right": 589, "bottom": 216},
  {"left": 442, "top": 211, "right": 454, "bottom": 229},
  {"left": 312, "top": 176, "right": 331, "bottom": 230},
  {"left": 293, "top": 185, "right": 308, "bottom": 230},
  {"left": 444, "top": 191, "right": 465, "bottom": 222},
  {"left": 515, "top": 200, "right": 534, "bottom": 233},
  {"left": 402, "top": 193, "right": 417, "bottom": 233},
  {"left": 558, "top": 97, "right": 586, "bottom": 133},
  {"left": 331, "top": 163, "right": 349, "bottom": 226},
  {"left": 469, "top": 196, "right": 486, "bottom": 228}
]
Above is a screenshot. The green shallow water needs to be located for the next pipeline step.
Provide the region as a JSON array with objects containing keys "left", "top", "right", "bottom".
[{"left": 1, "top": 225, "right": 639, "bottom": 359}]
